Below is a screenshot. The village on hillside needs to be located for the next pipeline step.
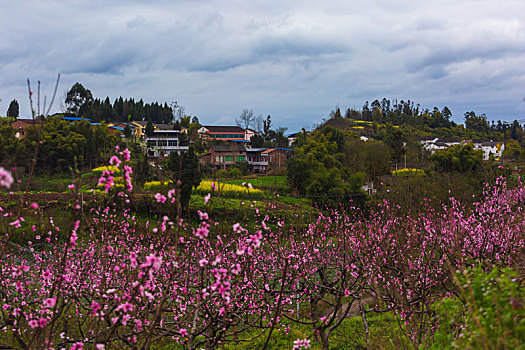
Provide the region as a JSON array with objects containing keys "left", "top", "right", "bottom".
[{"left": 9, "top": 114, "right": 506, "bottom": 175}]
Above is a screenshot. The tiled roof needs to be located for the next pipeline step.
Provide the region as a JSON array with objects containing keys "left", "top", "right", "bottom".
[
  {"left": 211, "top": 144, "right": 246, "bottom": 152},
  {"left": 203, "top": 125, "right": 245, "bottom": 133}
]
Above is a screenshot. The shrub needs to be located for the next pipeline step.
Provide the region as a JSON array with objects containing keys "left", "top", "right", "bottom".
[{"left": 429, "top": 267, "right": 525, "bottom": 349}]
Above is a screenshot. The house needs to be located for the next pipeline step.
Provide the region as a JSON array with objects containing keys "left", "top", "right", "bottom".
[
  {"left": 260, "top": 148, "right": 293, "bottom": 171},
  {"left": 245, "top": 128, "right": 256, "bottom": 141},
  {"left": 470, "top": 140, "right": 504, "bottom": 160},
  {"left": 146, "top": 130, "right": 188, "bottom": 158},
  {"left": 198, "top": 126, "right": 246, "bottom": 142},
  {"left": 11, "top": 119, "right": 40, "bottom": 138},
  {"left": 420, "top": 138, "right": 460, "bottom": 152},
  {"left": 11, "top": 119, "right": 44, "bottom": 138},
  {"left": 200, "top": 143, "right": 246, "bottom": 169},
  {"left": 246, "top": 148, "right": 269, "bottom": 173},
  {"left": 286, "top": 132, "right": 300, "bottom": 147},
  {"left": 420, "top": 137, "right": 504, "bottom": 160},
  {"left": 130, "top": 121, "right": 148, "bottom": 141}
]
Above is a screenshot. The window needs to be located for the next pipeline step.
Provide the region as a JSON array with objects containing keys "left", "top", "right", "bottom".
[
  {"left": 225, "top": 155, "right": 234, "bottom": 162},
  {"left": 158, "top": 140, "right": 167, "bottom": 147},
  {"left": 236, "top": 156, "right": 245, "bottom": 162},
  {"left": 215, "top": 156, "right": 222, "bottom": 163},
  {"left": 147, "top": 140, "right": 156, "bottom": 147},
  {"left": 168, "top": 140, "right": 178, "bottom": 146}
]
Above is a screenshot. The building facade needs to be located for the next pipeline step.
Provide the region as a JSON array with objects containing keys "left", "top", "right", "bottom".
[{"left": 146, "top": 130, "right": 188, "bottom": 158}]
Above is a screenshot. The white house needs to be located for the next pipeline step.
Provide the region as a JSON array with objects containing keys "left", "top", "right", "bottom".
[
  {"left": 146, "top": 130, "right": 188, "bottom": 158},
  {"left": 471, "top": 140, "right": 504, "bottom": 160},
  {"left": 420, "top": 137, "right": 504, "bottom": 160},
  {"left": 245, "top": 128, "right": 256, "bottom": 141}
]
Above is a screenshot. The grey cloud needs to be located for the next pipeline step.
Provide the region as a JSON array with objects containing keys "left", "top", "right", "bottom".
[{"left": 1, "top": 0, "right": 525, "bottom": 128}]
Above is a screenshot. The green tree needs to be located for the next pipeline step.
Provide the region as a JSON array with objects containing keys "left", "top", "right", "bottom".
[
  {"left": 134, "top": 152, "right": 151, "bottom": 188},
  {"left": 7, "top": 99, "right": 19, "bottom": 119},
  {"left": 167, "top": 147, "right": 201, "bottom": 212},
  {"left": 145, "top": 119, "right": 155, "bottom": 137},
  {"left": 287, "top": 130, "right": 368, "bottom": 207},
  {"left": 0, "top": 125, "right": 19, "bottom": 162},
  {"left": 430, "top": 143, "right": 484, "bottom": 173},
  {"left": 384, "top": 129, "right": 405, "bottom": 167},
  {"left": 123, "top": 124, "right": 132, "bottom": 139},
  {"left": 502, "top": 139, "right": 521, "bottom": 160},
  {"left": 464, "top": 111, "right": 489, "bottom": 134},
  {"left": 65, "top": 83, "right": 94, "bottom": 116}
]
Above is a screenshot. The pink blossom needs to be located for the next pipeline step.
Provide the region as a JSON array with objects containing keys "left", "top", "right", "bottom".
[
  {"left": 116, "top": 302, "right": 133, "bottom": 312},
  {"left": 44, "top": 298, "right": 56, "bottom": 308},
  {"left": 109, "top": 155, "right": 121, "bottom": 167},
  {"left": 0, "top": 167, "right": 14, "bottom": 188},
  {"left": 197, "top": 210, "right": 208, "bottom": 220},
  {"left": 70, "top": 232, "right": 78, "bottom": 248},
  {"left": 155, "top": 193, "right": 167, "bottom": 203},
  {"left": 71, "top": 342, "right": 84, "bottom": 350},
  {"left": 293, "top": 339, "right": 311, "bottom": 349},
  {"left": 123, "top": 148, "right": 131, "bottom": 161}
]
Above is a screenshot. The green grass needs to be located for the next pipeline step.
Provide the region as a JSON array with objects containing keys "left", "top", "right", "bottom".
[
  {"left": 216, "top": 176, "right": 293, "bottom": 194},
  {"left": 150, "top": 311, "right": 406, "bottom": 349},
  {"left": 14, "top": 174, "right": 73, "bottom": 192}
]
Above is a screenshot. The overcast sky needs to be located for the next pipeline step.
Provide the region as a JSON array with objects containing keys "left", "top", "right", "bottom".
[{"left": 1, "top": 0, "right": 524, "bottom": 131}]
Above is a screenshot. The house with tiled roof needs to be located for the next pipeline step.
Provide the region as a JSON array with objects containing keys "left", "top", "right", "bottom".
[
  {"left": 198, "top": 125, "right": 247, "bottom": 142},
  {"left": 11, "top": 119, "right": 44, "bottom": 138},
  {"left": 199, "top": 143, "right": 246, "bottom": 169}
]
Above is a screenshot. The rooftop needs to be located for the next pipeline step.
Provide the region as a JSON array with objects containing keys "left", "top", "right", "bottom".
[{"left": 202, "top": 125, "right": 245, "bottom": 133}]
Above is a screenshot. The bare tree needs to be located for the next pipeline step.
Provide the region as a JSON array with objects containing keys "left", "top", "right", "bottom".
[
  {"left": 254, "top": 114, "right": 264, "bottom": 134},
  {"left": 236, "top": 108, "right": 255, "bottom": 130},
  {"left": 171, "top": 101, "right": 186, "bottom": 123}
]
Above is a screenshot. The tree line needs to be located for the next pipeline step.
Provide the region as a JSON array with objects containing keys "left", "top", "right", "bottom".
[
  {"left": 64, "top": 82, "right": 174, "bottom": 123},
  {"left": 0, "top": 117, "right": 120, "bottom": 175}
]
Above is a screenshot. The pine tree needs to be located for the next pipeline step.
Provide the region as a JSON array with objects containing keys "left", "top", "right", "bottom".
[{"left": 7, "top": 99, "right": 19, "bottom": 119}]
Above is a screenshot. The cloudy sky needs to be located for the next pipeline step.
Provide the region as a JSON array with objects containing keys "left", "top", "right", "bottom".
[{"left": 1, "top": 0, "right": 524, "bottom": 131}]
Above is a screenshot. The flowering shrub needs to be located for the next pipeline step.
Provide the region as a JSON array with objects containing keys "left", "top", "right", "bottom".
[
  {"left": 0, "top": 148, "right": 523, "bottom": 349},
  {"left": 91, "top": 165, "right": 121, "bottom": 174},
  {"left": 195, "top": 180, "right": 264, "bottom": 199},
  {"left": 145, "top": 180, "right": 265, "bottom": 199},
  {"left": 392, "top": 168, "right": 425, "bottom": 176},
  {"left": 143, "top": 180, "right": 174, "bottom": 191}
]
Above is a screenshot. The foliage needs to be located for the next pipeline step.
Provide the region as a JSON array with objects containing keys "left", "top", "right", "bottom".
[
  {"left": 429, "top": 143, "right": 484, "bottom": 173},
  {"left": 17, "top": 117, "right": 120, "bottom": 174},
  {"left": 228, "top": 167, "right": 243, "bottom": 179},
  {"left": 391, "top": 168, "right": 425, "bottom": 176},
  {"left": 0, "top": 125, "right": 19, "bottom": 163},
  {"left": 166, "top": 146, "right": 202, "bottom": 212},
  {"left": 91, "top": 165, "right": 121, "bottom": 174},
  {"left": 145, "top": 119, "right": 155, "bottom": 137},
  {"left": 287, "top": 129, "right": 349, "bottom": 206},
  {"left": 0, "top": 150, "right": 524, "bottom": 349},
  {"left": 428, "top": 267, "right": 525, "bottom": 349},
  {"left": 288, "top": 128, "right": 387, "bottom": 208},
  {"left": 6, "top": 99, "right": 19, "bottom": 119},
  {"left": 503, "top": 139, "right": 521, "bottom": 160},
  {"left": 65, "top": 82, "right": 94, "bottom": 116},
  {"left": 195, "top": 180, "right": 264, "bottom": 199},
  {"left": 464, "top": 111, "right": 490, "bottom": 134},
  {"left": 133, "top": 152, "right": 152, "bottom": 188}
]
